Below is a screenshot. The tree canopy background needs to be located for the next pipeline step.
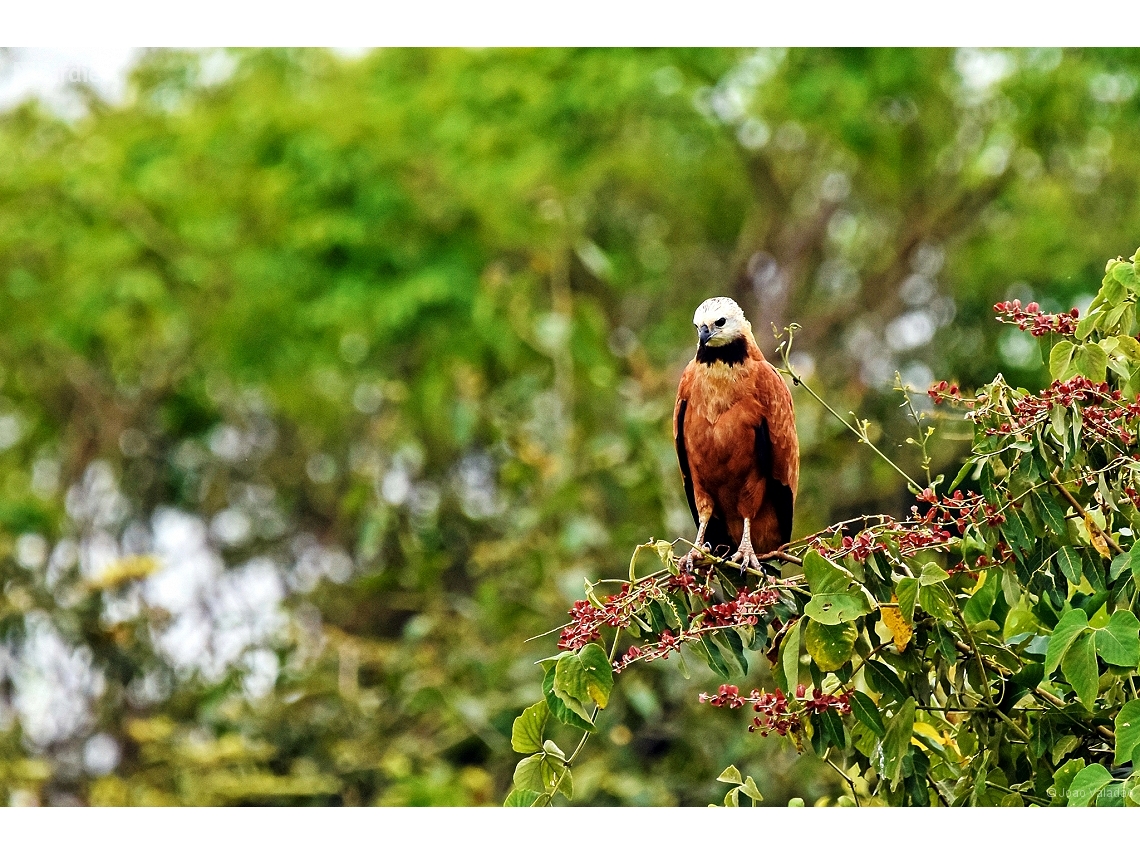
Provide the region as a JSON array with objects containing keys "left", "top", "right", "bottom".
[{"left": 1, "top": 46, "right": 1139, "bottom": 806}]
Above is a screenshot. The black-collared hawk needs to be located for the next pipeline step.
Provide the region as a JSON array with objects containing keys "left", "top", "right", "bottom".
[{"left": 673, "top": 297, "right": 799, "bottom": 572}]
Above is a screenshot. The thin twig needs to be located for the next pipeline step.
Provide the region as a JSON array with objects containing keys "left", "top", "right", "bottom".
[
  {"left": 757, "top": 549, "right": 804, "bottom": 566},
  {"left": 776, "top": 326, "right": 923, "bottom": 493},
  {"left": 823, "top": 749, "right": 860, "bottom": 807}
]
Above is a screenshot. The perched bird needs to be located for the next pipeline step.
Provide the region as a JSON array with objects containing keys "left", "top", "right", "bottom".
[{"left": 673, "top": 297, "right": 799, "bottom": 572}]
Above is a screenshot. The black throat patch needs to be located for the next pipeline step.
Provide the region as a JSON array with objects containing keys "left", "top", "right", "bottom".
[{"left": 696, "top": 337, "right": 748, "bottom": 366}]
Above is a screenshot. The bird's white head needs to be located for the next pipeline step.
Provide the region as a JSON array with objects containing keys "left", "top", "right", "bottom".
[{"left": 692, "top": 296, "right": 751, "bottom": 348}]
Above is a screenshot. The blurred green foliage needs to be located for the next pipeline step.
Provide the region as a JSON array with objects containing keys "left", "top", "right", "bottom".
[{"left": 0, "top": 47, "right": 1138, "bottom": 805}]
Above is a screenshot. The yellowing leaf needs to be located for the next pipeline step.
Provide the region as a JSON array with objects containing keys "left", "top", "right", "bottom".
[
  {"left": 804, "top": 619, "right": 857, "bottom": 671},
  {"left": 912, "top": 721, "right": 946, "bottom": 745},
  {"left": 1086, "top": 515, "right": 1112, "bottom": 559},
  {"left": 880, "top": 600, "right": 913, "bottom": 652}
]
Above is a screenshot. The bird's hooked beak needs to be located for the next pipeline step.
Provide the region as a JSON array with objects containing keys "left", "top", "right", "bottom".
[{"left": 697, "top": 324, "right": 713, "bottom": 346}]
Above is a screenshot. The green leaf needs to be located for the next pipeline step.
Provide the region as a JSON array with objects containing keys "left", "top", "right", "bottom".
[
  {"left": 895, "top": 577, "right": 918, "bottom": 622},
  {"left": 576, "top": 642, "right": 614, "bottom": 708},
  {"left": 1113, "top": 260, "right": 1140, "bottom": 289},
  {"left": 513, "top": 753, "right": 560, "bottom": 793},
  {"left": 1126, "top": 774, "right": 1140, "bottom": 807},
  {"left": 865, "top": 659, "right": 908, "bottom": 705},
  {"left": 1000, "top": 567, "right": 1021, "bottom": 608},
  {"left": 1074, "top": 343, "right": 1108, "bottom": 383},
  {"left": 1114, "top": 699, "right": 1140, "bottom": 766},
  {"left": 542, "top": 663, "right": 594, "bottom": 732},
  {"left": 717, "top": 764, "right": 743, "bottom": 785},
  {"left": 701, "top": 635, "right": 731, "bottom": 678},
  {"left": 1066, "top": 763, "right": 1113, "bottom": 806},
  {"left": 1096, "top": 781, "right": 1124, "bottom": 807},
  {"left": 738, "top": 776, "right": 763, "bottom": 804},
  {"left": 1051, "top": 758, "right": 1085, "bottom": 804},
  {"left": 918, "top": 563, "right": 950, "bottom": 586},
  {"left": 1004, "top": 510, "right": 1033, "bottom": 555},
  {"left": 503, "top": 788, "right": 543, "bottom": 807},
  {"left": 1061, "top": 631, "right": 1098, "bottom": 710},
  {"left": 1055, "top": 546, "right": 1084, "bottom": 586},
  {"left": 559, "top": 769, "right": 574, "bottom": 800},
  {"left": 551, "top": 643, "right": 613, "bottom": 720},
  {"left": 1075, "top": 312, "right": 1099, "bottom": 341},
  {"left": 1050, "top": 404, "right": 1067, "bottom": 441},
  {"left": 803, "top": 592, "right": 872, "bottom": 625},
  {"left": 1045, "top": 608, "right": 1089, "bottom": 676},
  {"left": 964, "top": 569, "right": 999, "bottom": 625},
  {"left": 722, "top": 627, "right": 750, "bottom": 675},
  {"left": 1110, "top": 551, "right": 1131, "bottom": 582},
  {"left": 879, "top": 698, "right": 916, "bottom": 788},
  {"left": 851, "top": 690, "right": 886, "bottom": 738},
  {"left": 1114, "top": 333, "right": 1140, "bottom": 361},
  {"left": 1035, "top": 492, "right": 1069, "bottom": 537},
  {"left": 947, "top": 457, "right": 976, "bottom": 493},
  {"left": 1129, "top": 539, "right": 1140, "bottom": 586},
  {"left": 918, "top": 583, "right": 955, "bottom": 622},
  {"left": 816, "top": 708, "right": 846, "bottom": 751},
  {"left": 803, "top": 550, "right": 849, "bottom": 594},
  {"left": 675, "top": 648, "right": 691, "bottom": 680},
  {"left": 1094, "top": 610, "right": 1140, "bottom": 667},
  {"left": 542, "top": 739, "right": 566, "bottom": 761},
  {"left": 510, "top": 700, "right": 550, "bottom": 754},
  {"left": 1050, "top": 340, "right": 1076, "bottom": 380},
  {"left": 553, "top": 655, "right": 595, "bottom": 721},
  {"left": 779, "top": 620, "right": 802, "bottom": 693},
  {"left": 803, "top": 619, "right": 857, "bottom": 671}
]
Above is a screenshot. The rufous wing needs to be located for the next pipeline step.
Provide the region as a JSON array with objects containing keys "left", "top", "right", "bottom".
[
  {"left": 673, "top": 368, "right": 734, "bottom": 554},
  {"left": 752, "top": 362, "right": 799, "bottom": 544}
]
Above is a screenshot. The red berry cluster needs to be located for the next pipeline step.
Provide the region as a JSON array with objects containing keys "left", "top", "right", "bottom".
[
  {"left": 805, "top": 483, "right": 1012, "bottom": 574},
  {"left": 559, "top": 599, "right": 606, "bottom": 650},
  {"left": 928, "top": 380, "right": 973, "bottom": 407},
  {"left": 697, "top": 586, "right": 781, "bottom": 628},
  {"left": 810, "top": 516, "right": 955, "bottom": 564},
  {"left": 558, "top": 570, "right": 716, "bottom": 651},
  {"left": 983, "top": 377, "right": 1140, "bottom": 446},
  {"left": 666, "top": 570, "right": 715, "bottom": 598},
  {"left": 800, "top": 684, "right": 853, "bottom": 717},
  {"left": 914, "top": 487, "right": 1006, "bottom": 532},
  {"left": 698, "top": 683, "right": 852, "bottom": 737},
  {"left": 993, "top": 299, "right": 1079, "bottom": 336},
  {"left": 610, "top": 585, "right": 783, "bottom": 672},
  {"left": 614, "top": 629, "right": 684, "bottom": 672}
]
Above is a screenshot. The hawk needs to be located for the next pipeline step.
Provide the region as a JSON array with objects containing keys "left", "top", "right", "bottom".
[{"left": 673, "top": 296, "right": 799, "bottom": 572}]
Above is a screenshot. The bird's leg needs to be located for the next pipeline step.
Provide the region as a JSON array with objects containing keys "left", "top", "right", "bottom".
[
  {"left": 731, "top": 518, "right": 763, "bottom": 573},
  {"left": 679, "top": 517, "right": 709, "bottom": 572}
]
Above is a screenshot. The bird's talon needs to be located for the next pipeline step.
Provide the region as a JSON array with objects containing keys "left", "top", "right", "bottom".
[
  {"left": 679, "top": 547, "right": 704, "bottom": 572},
  {"left": 730, "top": 545, "right": 764, "bottom": 572}
]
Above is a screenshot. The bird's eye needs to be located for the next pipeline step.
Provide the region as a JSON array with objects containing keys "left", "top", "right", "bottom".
[{"left": 715, "top": 317, "right": 726, "bottom": 327}]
